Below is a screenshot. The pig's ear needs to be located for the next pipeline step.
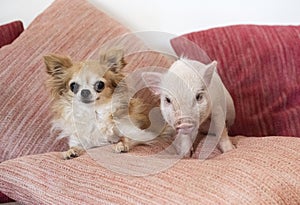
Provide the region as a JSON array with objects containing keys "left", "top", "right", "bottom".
[
  {"left": 142, "top": 72, "right": 163, "bottom": 95},
  {"left": 203, "top": 60, "right": 217, "bottom": 86}
]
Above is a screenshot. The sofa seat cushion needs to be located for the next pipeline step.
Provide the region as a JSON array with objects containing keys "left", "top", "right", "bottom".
[{"left": 0, "top": 136, "right": 299, "bottom": 204}]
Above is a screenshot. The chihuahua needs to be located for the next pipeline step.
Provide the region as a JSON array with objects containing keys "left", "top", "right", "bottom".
[{"left": 44, "top": 49, "right": 155, "bottom": 159}]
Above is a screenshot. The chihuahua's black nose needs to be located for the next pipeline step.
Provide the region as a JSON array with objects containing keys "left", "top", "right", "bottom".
[{"left": 81, "top": 89, "right": 91, "bottom": 98}]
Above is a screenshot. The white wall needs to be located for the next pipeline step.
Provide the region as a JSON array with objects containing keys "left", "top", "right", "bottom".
[
  {"left": 90, "top": 0, "right": 300, "bottom": 35},
  {"left": 0, "top": 0, "right": 54, "bottom": 28},
  {"left": 0, "top": 0, "right": 299, "bottom": 35}
]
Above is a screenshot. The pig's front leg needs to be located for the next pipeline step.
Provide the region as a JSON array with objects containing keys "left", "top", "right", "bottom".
[
  {"left": 218, "top": 127, "right": 235, "bottom": 152},
  {"left": 212, "top": 106, "right": 235, "bottom": 153},
  {"left": 173, "top": 133, "right": 194, "bottom": 157}
]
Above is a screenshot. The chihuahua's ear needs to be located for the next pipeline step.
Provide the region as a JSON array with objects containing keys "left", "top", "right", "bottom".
[
  {"left": 99, "top": 49, "right": 126, "bottom": 73},
  {"left": 43, "top": 54, "right": 73, "bottom": 98},
  {"left": 43, "top": 54, "right": 73, "bottom": 76}
]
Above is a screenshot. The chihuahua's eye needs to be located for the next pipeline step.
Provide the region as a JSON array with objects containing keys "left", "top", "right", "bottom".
[
  {"left": 165, "top": 97, "right": 171, "bottom": 104},
  {"left": 94, "top": 81, "right": 105, "bottom": 93},
  {"left": 196, "top": 93, "right": 203, "bottom": 101},
  {"left": 70, "top": 82, "right": 79, "bottom": 94}
]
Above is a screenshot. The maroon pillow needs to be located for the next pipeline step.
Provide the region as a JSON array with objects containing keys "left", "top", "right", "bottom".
[
  {"left": 0, "top": 191, "right": 14, "bottom": 203},
  {"left": 171, "top": 25, "right": 300, "bottom": 137},
  {"left": 0, "top": 20, "right": 24, "bottom": 48}
]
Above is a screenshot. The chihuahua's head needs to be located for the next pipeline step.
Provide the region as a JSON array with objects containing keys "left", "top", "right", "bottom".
[{"left": 44, "top": 49, "right": 126, "bottom": 105}]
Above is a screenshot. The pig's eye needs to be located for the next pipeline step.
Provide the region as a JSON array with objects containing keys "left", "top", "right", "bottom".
[
  {"left": 196, "top": 93, "right": 203, "bottom": 101},
  {"left": 165, "top": 97, "right": 171, "bottom": 104}
]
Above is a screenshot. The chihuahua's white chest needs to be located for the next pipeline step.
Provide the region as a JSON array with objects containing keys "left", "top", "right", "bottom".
[{"left": 54, "top": 100, "right": 120, "bottom": 149}]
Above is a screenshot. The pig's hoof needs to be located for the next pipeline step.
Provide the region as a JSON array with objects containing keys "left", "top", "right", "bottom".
[{"left": 220, "top": 142, "right": 236, "bottom": 153}]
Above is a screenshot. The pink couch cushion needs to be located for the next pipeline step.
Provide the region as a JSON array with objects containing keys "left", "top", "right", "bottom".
[
  {"left": 171, "top": 25, "right": 300, "bottom": 137},
  {"left": 0, "top": 20, "right": 24, "bottom": 48},
  {"left": 1, "top": 136, "right": 300, "bottom": 204},
  {"left": 0, "top": 0, "right": 171, "bottom": 162}
]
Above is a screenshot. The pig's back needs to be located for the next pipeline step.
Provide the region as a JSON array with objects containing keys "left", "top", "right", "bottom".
[{"left": 208, "top": 72, "right": 236, "bottom": 127}]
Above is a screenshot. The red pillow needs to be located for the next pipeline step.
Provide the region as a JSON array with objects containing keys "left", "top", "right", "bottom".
[
  {"left": 0, "top": 20, "right": 24, "bottom": 48},
  {"left": 0, "top": 191, "right": 14, "bottom": 203},
  {"left": 171, "top": 25, "right": 300, "bottom": 137}
]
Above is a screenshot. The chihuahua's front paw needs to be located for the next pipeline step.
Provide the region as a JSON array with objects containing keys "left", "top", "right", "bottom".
[
  {"left": 63, "top": 146, "right": 84, "bottom": 160},
  {"left": 114, "top": 141, "right": 129, "bottom": 153}
]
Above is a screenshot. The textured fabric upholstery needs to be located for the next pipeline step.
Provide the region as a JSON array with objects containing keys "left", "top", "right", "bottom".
[{"left": 171, "top": 25, "right": 300, "bottom": 137}]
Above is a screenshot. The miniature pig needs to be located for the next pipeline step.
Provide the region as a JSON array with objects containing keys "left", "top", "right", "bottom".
[{"left": 142, "top": 58, "right": 235, "bottom": 157}]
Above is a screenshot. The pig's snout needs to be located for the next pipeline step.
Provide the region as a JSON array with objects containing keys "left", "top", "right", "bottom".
[{"left": 175, "top": 118, "right": 196, "bottom": 134}]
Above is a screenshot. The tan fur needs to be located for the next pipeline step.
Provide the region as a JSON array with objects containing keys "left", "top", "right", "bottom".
[{"left": 44, "top": 49, "right": 150, "bottom": 159}]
